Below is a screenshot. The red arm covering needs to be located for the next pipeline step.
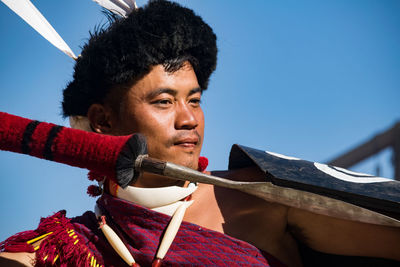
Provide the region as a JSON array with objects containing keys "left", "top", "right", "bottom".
[{"left": 0, "top": 112, "right": 146, "bottom": 187}]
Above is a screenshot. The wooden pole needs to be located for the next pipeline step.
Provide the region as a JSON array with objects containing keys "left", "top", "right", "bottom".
[
  {"left": 393, "top": 124, "right": 400, "bottom": 180},
  {"left": 327, "top": 122, "right": 400, "bottom": 180}
]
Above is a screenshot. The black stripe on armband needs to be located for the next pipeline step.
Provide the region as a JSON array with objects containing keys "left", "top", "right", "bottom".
[
  {"left": 21, "top": 120, "right": 40, "bottom": 155},
  {"left": 44, "top": 125, "right": 64, "bottom": 160}
]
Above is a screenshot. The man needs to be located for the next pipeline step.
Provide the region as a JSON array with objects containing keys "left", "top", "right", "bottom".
[{"left": 1, "top": 1, "right": 399, "bottom": 266}]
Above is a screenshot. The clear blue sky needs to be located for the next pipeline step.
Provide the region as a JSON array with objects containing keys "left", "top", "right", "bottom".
[{"left": 0, "top": 0, "right": 399, "bottom": 241}]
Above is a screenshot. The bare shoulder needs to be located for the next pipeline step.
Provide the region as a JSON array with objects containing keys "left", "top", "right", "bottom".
[
  {"left": 0, "top": 252, "right": 35, "bottom": 267},
  {"left": 288, "top": 207, "right": 400, "bottom": 261},
  {"left": 210, "top": 166, "right": 303, "bottom": 266}
]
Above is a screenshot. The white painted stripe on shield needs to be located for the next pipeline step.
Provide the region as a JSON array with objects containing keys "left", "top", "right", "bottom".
[
  {"left": 314, "top": 162, "right": 392, "bottom": 183},
  {"left": 266, "top": 151, "right": 301, "bottom": 161}
]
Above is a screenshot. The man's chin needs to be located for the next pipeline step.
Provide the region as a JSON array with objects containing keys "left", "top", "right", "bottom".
[
  {"left": 167, "top": 154, "right": 199, "bottom": 170},
  {"left": 133, "top": 153, "right": 199, "bottom": 187},
  {"left": 148, "top": 147, "right": 200, "bottom": 170}
]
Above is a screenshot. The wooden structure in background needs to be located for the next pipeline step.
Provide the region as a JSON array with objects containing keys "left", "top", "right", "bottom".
[{"left": 328, "top": 122, "right": 400, "bottom": 181}]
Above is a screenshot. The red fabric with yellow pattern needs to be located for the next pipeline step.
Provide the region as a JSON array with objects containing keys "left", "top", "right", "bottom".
[{"left": 0, "top": 194, "right": 284, "bottom": 266}]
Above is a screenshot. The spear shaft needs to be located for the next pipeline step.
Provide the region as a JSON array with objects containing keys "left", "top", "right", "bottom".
[{"left": 136, "top": 155, "right": 400, "bottom": 227}]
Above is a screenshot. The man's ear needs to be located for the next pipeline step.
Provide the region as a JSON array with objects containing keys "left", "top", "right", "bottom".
[{"left": 87, "top": 104, "right": 115, "bottom": 134}]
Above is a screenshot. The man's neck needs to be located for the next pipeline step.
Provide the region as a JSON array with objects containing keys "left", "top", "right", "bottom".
[{"left": 132, "top": 173, "right": 186, "bottom": 188}]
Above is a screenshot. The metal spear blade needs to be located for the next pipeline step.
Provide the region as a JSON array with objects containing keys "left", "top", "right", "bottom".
[{"left": 137, "top": 156, "right": 400, "bottom": 227}]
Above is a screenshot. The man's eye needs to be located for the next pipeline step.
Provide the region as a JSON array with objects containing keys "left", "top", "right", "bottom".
[
  {"left": 189, "top": 98, "right": 201, "bottom": 106},
  {"left": 152, "top": 99, "right": 173, "bottom": 106}
]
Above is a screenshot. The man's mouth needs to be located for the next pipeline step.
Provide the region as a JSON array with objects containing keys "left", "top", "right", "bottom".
[
  {"left": 174, "top": 137, "right": 199, "bottom": 148},
  {"left": 171, "top": 131, "right": 202, "bottom": 150}
]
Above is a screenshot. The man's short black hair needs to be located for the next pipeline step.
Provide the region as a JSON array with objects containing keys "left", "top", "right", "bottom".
[{"left": 62, "top": 0, "right": 217, "bottom": 117}]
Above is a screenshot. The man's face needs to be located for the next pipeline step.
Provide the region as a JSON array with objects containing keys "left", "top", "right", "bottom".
[{"left": 111, "top": 63, "right": 204, "bottom": 172}]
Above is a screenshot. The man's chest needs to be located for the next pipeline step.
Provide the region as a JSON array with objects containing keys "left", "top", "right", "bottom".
[
  {"left": 184, "top": 184, "right": 302, "bottom": 265},
  {"left": 185, "top": 184, "right": 291, "bottom": 247}
]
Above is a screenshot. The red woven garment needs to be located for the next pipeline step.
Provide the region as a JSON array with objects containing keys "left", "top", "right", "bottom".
[
  {"left": 90, "top": 194, "right": 278, "bottom": 266},
  {"left": 0, "top": 193, "right": 284, "bottom": 266},
  {"left": 0, "top": 211, "right": 103, "bottom": 267}
]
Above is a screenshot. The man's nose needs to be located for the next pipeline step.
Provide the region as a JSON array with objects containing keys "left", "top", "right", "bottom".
[{"left": 175, "top": 103, "right": 198, "bottom": 130}]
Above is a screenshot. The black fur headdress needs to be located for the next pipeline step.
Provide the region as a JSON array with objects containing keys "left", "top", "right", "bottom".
[{"left": 62, "top": 0, "right": 218, "bottom": 117}]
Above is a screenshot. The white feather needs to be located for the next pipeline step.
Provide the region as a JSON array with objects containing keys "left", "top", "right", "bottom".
[
  {"left": 125, "top": 0, "right": 138, "bottom": 9},
  {"left": 1, "top": 0, "right": 76, "bottom": 59},
  {"left": 113, "top": 0, "right": 131, "bottom": 9},
  {"left": 92, "top": 0, "right": 137, "bottom": 17}
]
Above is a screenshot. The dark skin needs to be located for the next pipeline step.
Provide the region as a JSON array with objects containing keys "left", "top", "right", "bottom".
[
  {"left": 1, "top": 62, "right": 399, "bottom": 266},
  {"left": 199, "top": 168, "right": 400, "bottom": 265},
  {"left": 185, "top": 167, "right": 302, "bottom": 266}
]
